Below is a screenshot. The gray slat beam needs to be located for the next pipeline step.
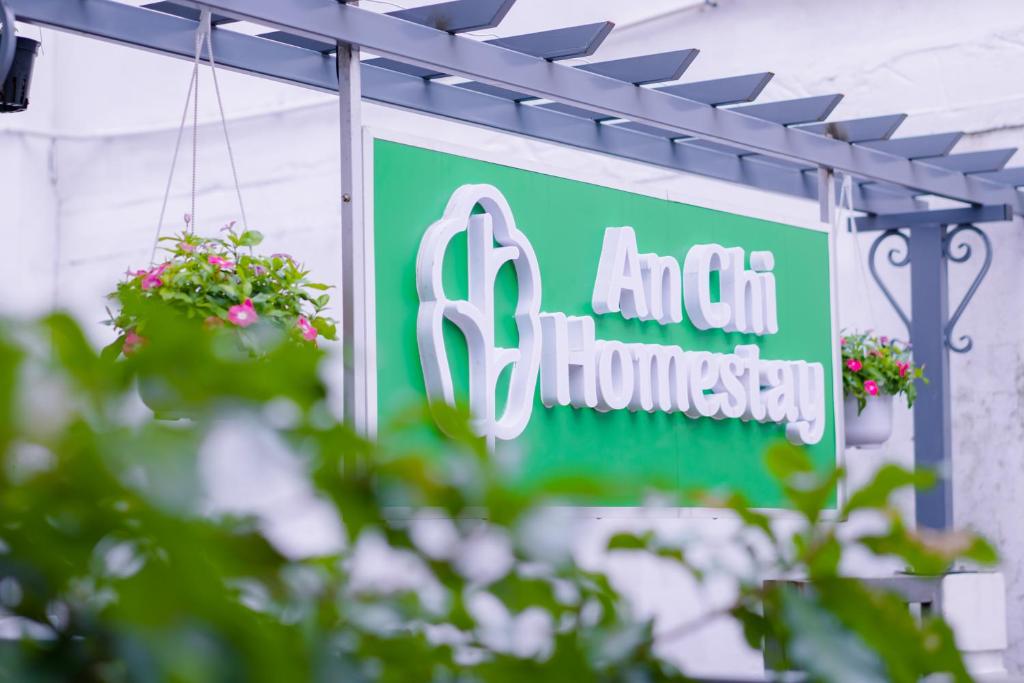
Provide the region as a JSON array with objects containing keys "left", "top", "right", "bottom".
[
  {"left": 258, "top": 31, "right": 335, "bottom": 53},
  {"left": 103, "top": 0, "right": 1024, "bottom": 211},
  {"left": 658, "top": 72, "right": 774, "bottom": 106},
  {"left": 454, "top": 81, "right": 535, "bottom": 102},
  {"left": 488, "top": 21, "right": 614, "bottom": 60},
  {"left": 971, "top": 167, "right": 1024, "bottom": 187},
  {"left": 794, "top": 114, "right": 906, "bottom": 142},
  {"left": 361, "top": 59, "right": 446, "bottom": 79},
  {"left": 745, "top": 110, "right": 901, "bottom": 171},
  {"left": 577, "top": 49, "right": 699, "bottom": 85},
  {"left": 615, "top": 73, "right": 776, "bottom": 137},
  {"left": 458, "top": 49, "right": 699, "bottom": 107},
  {"left": 859, "top": 132, "right": 963, "bottom": 159},
  {"left": 10, "top": 0, "right": 919, "bottom": 216},
  {"left": 388, "top": 0, "right": 516, "bottom": 34},
  {"left": 536, "top": 49, "right": 701, "bottom": 120},
  {"left": 365, "top": 21, "right": 615, "bottom": 79},
  {"left": 609, "top": 121, "right": 686, "bottom": 139},
  {"left": 142, "top": 2, "right": 236, "bottom": 25},
  {"left": 16, "top": 0, "right": 1019, "bottom": 213},
  {"left": 535, "top": 102, "right": 616, "bottom": 121},
  {"left": 919, "top": 149, "right": 1017, "bottom": 174},
  {"left": 718, "top": 95, "right": 846, "bottom": 163},
  {"left": 853, "top": 204, "right": 1013, "bottom": 232},
  {"left": 729, "top": 94, "right": 843, "bottom": 126}
]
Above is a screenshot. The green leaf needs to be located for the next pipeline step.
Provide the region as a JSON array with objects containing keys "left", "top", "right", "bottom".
[
  {"left": 607, "top": 531, "right": 653, "bottom": 551},
  {"left": 237, "top": 230, "right": 264, "bottom": 247},
  {"left": 778, "top": 585, "right": 889, "bottom": 683},
  {"left": 842, "top": 464, "right": 935, "bottom": 515},
  {"left": 764, "top": 442, "right": 814, "bottom": 480}
]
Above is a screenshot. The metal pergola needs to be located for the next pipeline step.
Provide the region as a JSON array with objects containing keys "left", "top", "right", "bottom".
[{"left": 5, "top": 0, "right": 1022, "bottom": 530}]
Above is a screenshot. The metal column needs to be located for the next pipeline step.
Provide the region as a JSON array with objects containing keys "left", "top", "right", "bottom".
[
  {"left": 909, "top": 225, "right": 953, "bottom": 530},
  {"left": 338, "top": 23, "right": 371, "bottom": 434}
]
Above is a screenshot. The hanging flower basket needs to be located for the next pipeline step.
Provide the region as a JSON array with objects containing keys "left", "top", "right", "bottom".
[
  {"left": 0, "top": 36, "right": 39, "bottom": 113},
  {"left": 106, "top": 221, "right": 337, "bottom": 415},
  {"left": 841, "top": 333, "right": 925, "bottom": 448}
]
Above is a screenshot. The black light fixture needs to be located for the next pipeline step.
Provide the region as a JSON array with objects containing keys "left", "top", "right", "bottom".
[{"left": 0, "top": 0, "right": 38, "bottom": 114}]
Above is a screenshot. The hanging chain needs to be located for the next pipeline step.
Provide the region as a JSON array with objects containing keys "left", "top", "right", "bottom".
[{"left": 150, "top": 10, "right": 250, "bottom": 262}]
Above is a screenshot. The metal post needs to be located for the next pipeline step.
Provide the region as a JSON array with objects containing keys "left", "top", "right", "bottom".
[
  {"left": 338, "top": 14, "right": 370, "bottom": 434},
  {"left": 909, "top": 224, "right": 953, "bottom": 529}
]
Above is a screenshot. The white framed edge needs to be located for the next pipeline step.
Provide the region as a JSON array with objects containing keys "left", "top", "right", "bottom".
[{"left": 361, "top": 125, "right": 844, "bottom": 521}]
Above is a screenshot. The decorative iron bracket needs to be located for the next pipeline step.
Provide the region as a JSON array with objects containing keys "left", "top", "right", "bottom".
[
  {"left": 866, "top": 223, "right": 993, "bottom": 354},
  {"left": 942, "top": 224, "right": 992, "bottom": 353},
  {"left": 866, "top": 228, "right": 912, "bottom": 334}
]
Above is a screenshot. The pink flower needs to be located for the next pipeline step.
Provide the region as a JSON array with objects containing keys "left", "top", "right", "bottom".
[
  {"left": 840, "top": 337, "right": 846, "bottom": 345},
  {"left": 845, "top": 358, "right": 862, "bottom": 372},
  {"left": 123, "top": 330, "right": 146, "bottom": 356},
  {"left": 208, "top": 255, "right": 235, "bottom": 269},
  {"left": 179, "top": 242, "right": 195, "bottom": 253},
  {"left": 897, "top": 361, "right": 910, "bottom": 378},
  {"left": 296, "top": 316, "right": 318, "bottom": 342},
  {"left": 140, "top": 263, "right": 167, "bottom": 291},
  {"left": 227, "top": 299, "right": 258, "bottom": 327},
  {"left": 864, "top": 380, "right": 879, "bottom": 396},
  {"left": 141, "top": 272, "right": 163, "bottom": 290},
  {"left": 880, "top": 336, "right": 889, "bottom": 345}
]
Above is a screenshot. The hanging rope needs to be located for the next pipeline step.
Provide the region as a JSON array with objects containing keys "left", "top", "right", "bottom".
[
  {"left": 835, "top": 171, "right": 882, "bottom": 333},
  {"left": 150, "top": 10, "right": 250, "bottom": 263}
]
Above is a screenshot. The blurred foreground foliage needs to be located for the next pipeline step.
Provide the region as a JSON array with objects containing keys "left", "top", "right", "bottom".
[{"left": 0, "top": 307, "right": 997, "bottom": 682}]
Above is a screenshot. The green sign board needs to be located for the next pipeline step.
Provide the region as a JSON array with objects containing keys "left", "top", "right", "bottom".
[{"left": 370, "top": 135, "right": 839, "bottom": 509}]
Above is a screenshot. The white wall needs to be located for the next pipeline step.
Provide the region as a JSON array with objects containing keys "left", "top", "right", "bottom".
[{"left": 2, "top": 0, "right": 1023, "bottom": 676}]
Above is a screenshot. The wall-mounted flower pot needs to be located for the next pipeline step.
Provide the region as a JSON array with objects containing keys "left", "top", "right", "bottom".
[
  {"left": 844, "top": 394, "right": 893, "bottom": 448},
  {"left": 0, "top": 37, "right": 40, "bottom": 113}
]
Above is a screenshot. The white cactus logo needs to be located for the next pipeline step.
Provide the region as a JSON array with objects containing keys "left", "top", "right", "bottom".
[{"left": 416, "top": 184, "right": 542, "bottom": 445}]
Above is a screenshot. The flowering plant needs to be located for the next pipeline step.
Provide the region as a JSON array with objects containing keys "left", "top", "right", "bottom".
[
  {"left": 841, "top": 332, "right": 925, "bottom": 413},
  {"left": 108, "top": 221, "right": 337, "bottom": 356}
]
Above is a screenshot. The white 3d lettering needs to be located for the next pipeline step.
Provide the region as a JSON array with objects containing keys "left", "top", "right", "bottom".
[{"left": 416, "top": 185, "right": 827, "bottom": 447}]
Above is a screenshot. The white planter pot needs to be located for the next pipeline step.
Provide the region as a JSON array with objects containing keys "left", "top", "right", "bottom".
[{"left": 844, "top": 394, "right": 893, "bottom": 448}]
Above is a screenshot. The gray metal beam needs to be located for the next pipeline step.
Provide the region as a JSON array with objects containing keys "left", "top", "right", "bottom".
[
  {"left": 452, "top": 80, "right": 535, "bottom": 102},
  {"left": 162, "top": 0, "right": 1024, "bottom": 210},
  {"left": 388, "top": 0, "right": 516, "bottom": 34},
  {"left": 910, "top": 225, "right": 953, "bottom": 530},
  {"left": 365, "top": 21, "right": 615, "bottom": 78},
  {"left": 142, "top": 2, "right": 236, "bottom": 25},
  {"left": 488, "top": 21, "right": 614, "bottom": 60},
  {"left": 971, "top": 167, "right": 1024, "bottom": 187},
  {"left": 794, "top": 114, "right": 906, "bottom": 142},
  {"left": 853, "top": 204, "right": 1013, "bottom": 232},
  {"left": 577, "top": 49, "right": 699, "bottom": 84},
  {"left": 535, "top": 102, "right": 615, "bottom": 120},
  {"left": 919, "top": 149, "right": 1017, "bottom": 174},
  {"left": 20, "top": 0, "right": 1024, "bottom": 211},
  {"left": 5, "top": 0, "right": 921, "bottom": 217},
  {"left": 536, "top": 49, "right": 702, "bottom": 120},
  {"left": 729, "top": 94, "right": 844, "bottom": 126},
  {"left": 258, "top": 31, "right": 334, "bottom": 53},
  {"left": 859, "top": 132, "right": 963, "bottom": 159},
  {"left": 657, "top": 72, "right": 774, "bottom": 106}
]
